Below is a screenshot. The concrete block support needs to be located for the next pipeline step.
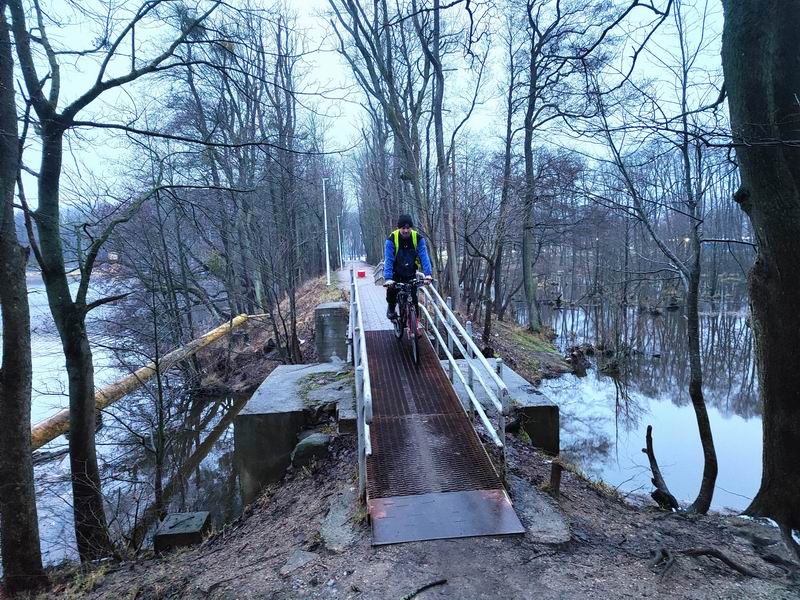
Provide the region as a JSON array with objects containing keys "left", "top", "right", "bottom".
[
  {"left": 235, "top": 410, "right": 305, "bottom": 505},
  {"left": 315, "top": 302, "right": 349, "bottom": 362},
  {"left": 234, "top": 363, "right": 354, "bottom": 505},
  {"left": 446, "top": 359, "right": 560, "bottom": 455},
  {"left": 518, "top": 405, "right": 560, "bottom": 455},
  {"left": 154, "top": 512, "right": 211, "bottom": 553}
]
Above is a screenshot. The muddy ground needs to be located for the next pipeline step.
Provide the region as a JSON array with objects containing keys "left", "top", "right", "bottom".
[{"left": 45, "top": 432, "right": 799, "bottom": 600}]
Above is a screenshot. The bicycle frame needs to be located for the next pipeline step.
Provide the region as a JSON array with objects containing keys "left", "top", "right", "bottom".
[{"left": 392, "top": 277, "right": 425, "bottom": 365}]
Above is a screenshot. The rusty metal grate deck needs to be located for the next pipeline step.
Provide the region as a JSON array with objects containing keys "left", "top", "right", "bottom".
[
  {"left": 367, "top": 329, "right": 464, "bottom": 418},
  {"left": 365, "top": 330, "right": 502, "bottom": 499}
]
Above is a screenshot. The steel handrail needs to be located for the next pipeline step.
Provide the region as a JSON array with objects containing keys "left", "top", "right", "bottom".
[
  {"left": 419, "top": 282, "right": 509, "bottom": 478},
  {"left": 426, "top": 284, "right": 509, "bottom": 393},
  {"left": 353, "top": 276, "right": 374, "bottom": 434},
  {"left": 418, "top": 303, "right": 503, "bottom": 447},
  {"left": 421, "top": 288, "right": 504, "bottom": 414},
  {"left": 350, "top": 268, "right": 372, "bottom": 501}
]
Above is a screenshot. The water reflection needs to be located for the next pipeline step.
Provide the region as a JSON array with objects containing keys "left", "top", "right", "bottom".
[
  {"left": 33, "top": 390, "right": 246, "bottom": 563},
  {"left": 535, "top": 302, "right": 761, "bottom": 511},
  {"left": 544, "top": 303, "right": 758, "bottom": 418}
]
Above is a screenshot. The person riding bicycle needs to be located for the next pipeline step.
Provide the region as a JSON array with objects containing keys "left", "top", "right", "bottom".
[{"left": 383, "top": 214, "right": 433, "bottom": 320}]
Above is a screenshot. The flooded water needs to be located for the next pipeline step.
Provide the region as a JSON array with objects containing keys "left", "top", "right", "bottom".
[
  {"left": 536, "top": 301, "right": 761, "bottom": 511},
  {"left": 1, "top": 276, "right": 245, "bottom": 565},
  {"left": 32, "top": 389, "right": 245, "bottom": 564}
]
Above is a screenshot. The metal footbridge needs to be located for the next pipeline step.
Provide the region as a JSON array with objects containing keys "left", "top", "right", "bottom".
[{"left": 347, "top": 264, "right": 524, "bottom": 545}]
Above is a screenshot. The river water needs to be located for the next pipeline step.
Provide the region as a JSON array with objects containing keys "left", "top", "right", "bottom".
[
  {"left": 537, "top": 301, "right": 761, "bottom": 511},
  {"left": 0, "top": 276, "right": 244, "bottom": 566}
]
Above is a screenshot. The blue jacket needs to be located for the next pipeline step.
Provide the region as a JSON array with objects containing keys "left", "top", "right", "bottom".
[{"left": 384, "top": 230, "right": 433, "bottom": 281}]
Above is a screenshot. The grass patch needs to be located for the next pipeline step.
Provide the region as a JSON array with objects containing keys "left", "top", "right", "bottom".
[
  {"left": 502, "top": 324, "right": 559, "bottom": 354},
  {"left": 590, "top": 478, "right": 622, "bottom": 500},
  {"left": 352, "top": 505, "right": 369, "bottom": 525},
  {"left": 53, "top": 564, "right": 109, "bottom": 599}
]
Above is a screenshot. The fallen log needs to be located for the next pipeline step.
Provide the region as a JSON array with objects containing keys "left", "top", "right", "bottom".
[{"left": 30, "top": 314, "right": 251, "bottom": 450}]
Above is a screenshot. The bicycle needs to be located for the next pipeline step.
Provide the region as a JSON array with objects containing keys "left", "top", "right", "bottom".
[{"left": 389, "top": 276, "right": 428, "bottom": 366}]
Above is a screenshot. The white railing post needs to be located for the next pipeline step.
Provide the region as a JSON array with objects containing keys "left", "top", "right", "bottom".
[
  {"left": 496, "top": 358, "right": 507, "bottom": 481},
  {"left": 446, "top": 296, "right": 454, "bottom": 383},
  {"left": 348, "top": 270, "right": 356, "bottom": 364},
  {"left": 356, "top": 365, "right": 366, "bottom": 500},
  {"left": 465, "top": 321, "right": 475, "bottom": 417},
  {"left": 433, "top": 294, "right": 441, "bottom": 358}
]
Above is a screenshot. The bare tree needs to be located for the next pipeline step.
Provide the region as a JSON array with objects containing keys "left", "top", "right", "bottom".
[
  {"left": 7, "top": 0, "right": 222, "bottom": 560},
  {"left": 0, "top": 1, "right": 46, "bottom": 591},
  {"left": 412, "top": 0, "right": 459, "bottom": 303},
  {"left": 721, "top": 0, "right": 800, "bottom": 559},
  {"left": 589, "top": 0, "right": 727, "bottom": 512},
  {"left": 329, "top": 0, "right": 438, "bottom": 265}
]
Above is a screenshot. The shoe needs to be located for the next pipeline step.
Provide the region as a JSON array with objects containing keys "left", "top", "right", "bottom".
[{"left": 386, "top": 308, "right": 396, "bottom": 320}]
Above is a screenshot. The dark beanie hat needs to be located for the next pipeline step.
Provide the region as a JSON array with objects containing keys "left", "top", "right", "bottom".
[{"left": 397, "top": 214, "right": 414, "bottom": 228}]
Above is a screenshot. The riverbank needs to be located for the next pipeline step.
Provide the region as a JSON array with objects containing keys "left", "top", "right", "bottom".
[{"left": 43, "top": 434, "right": 798, "bottom": 599}]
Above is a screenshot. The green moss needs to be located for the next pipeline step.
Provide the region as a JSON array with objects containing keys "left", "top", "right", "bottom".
[
  {"left": 296, "top": 370, "right": 353, "bottom": 406},
  {"left": 518, "top": 429, "right": 532, "bottom": 445},
  {"left": 352, "top": 505, "right": 369, "bottom": 525},
  {"left": 506, "top": 328, "right": 559, "bottom": 354}
]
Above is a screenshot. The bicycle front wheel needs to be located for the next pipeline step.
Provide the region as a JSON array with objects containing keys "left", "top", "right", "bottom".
[
  {"left": 408, "top": 307, "right": 419, "bottom": 366},
  {"left": 394, "top": 304, "right": 404, "bottom": 340}
]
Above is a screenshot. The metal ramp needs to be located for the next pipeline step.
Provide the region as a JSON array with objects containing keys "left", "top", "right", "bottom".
[{"left": 348, "top": 265, "right": 524, "bottom": 544}]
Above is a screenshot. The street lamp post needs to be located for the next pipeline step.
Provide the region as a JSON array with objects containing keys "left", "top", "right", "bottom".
[
  {"left": 336, "top": 214, "right": 343, "bottom": 269},
  {"left": 322, "top": 177, "right": 331, "bottom": 286}
]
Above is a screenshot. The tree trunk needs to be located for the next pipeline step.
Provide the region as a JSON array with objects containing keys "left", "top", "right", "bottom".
[
  {"left": 430, "top": 0, "right": 459, "bottom": 307},
  {"left": 35, "top": 123, "right": 116, "bottom": 561},
  {"left": 522, "top": 36, "right": 542, "bottom": 333},
  {"left": 721, "top": 0, "right": 800, "bottom": 533},
  {"left": 686, "top": 263, "right": 718, "bottom": 513},
  {"left": 0, "top": 6, "right": 46, "bottom": 591},
  {"left": 62, "top": 312, "right": 116, "bottom": 559}
]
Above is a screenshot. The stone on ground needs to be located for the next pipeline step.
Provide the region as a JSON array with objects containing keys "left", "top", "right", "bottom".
[
  {"left": 320, "top": 483, "right": 357, "bottom": 553},
  {"left": 279, "top": 549, "right": 318, "bottom": 576},
  {"left": 508, "top": 475, "right": 570, "bottom": 544},
  {"left": 291, "top": 432, "right": 332, "bottom": 467}
]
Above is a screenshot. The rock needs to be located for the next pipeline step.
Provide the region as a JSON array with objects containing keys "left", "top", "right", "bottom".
[
  {"left": 280, "top": 549, "right": 318, "bottom": 576},
  {"left": 320, "top": 484, "right": 357, "bottom": 552},
  {"left": 291, "top": 432, "right": 332, "bottom": 467},
  {"left": 153, "top": 512, "right": 211, "bottom": 553},
  {"left": 508, "top": 475, "right": 570, "bottom": 544}
]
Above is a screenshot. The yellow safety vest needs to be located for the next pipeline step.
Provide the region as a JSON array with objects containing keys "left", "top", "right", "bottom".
[{"left": 392, "top": 229, "right": 421, "bottom": 269}]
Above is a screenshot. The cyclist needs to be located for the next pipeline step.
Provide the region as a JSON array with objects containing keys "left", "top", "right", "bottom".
[{"left": 383, "top": 214, "right": 433, "bottom": 320}]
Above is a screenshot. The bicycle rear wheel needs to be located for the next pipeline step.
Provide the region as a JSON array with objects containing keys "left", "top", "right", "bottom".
[{"left": 408, "top": 307, "right": 419, "bottom": 366}]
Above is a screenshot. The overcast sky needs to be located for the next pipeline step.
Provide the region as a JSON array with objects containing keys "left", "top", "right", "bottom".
[{"left": 14, "top": 0, "right": 725, "bottom": 210}]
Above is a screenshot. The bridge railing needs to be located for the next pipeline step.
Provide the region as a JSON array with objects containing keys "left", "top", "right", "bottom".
[
  {"left": 349, "top": 267, "right": 373, "bottom": 501},
  {"left": 418, "top": 283, "right": 509, "bottom": 478}
]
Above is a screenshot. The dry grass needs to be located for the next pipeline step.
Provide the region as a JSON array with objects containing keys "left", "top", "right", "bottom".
[
  {"left": 192, "top": 274, "right": 348, "bottom": 394},
  {"left": 476, "top": 319, "right": 569, "bottom": 383}
]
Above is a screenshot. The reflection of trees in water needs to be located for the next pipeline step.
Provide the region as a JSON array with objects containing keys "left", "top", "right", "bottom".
[
  {"left": 543, "top": 302, "right": 758, "bottom": 419},
  {"left": 550, "top": 378, "right": 616, "bottom": 476},
  {"left": 97, "top": 390, "right": 246, "bottom": 550},
  {"left": 558, "top": 412, "right": 613, "bottom": 477}
]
